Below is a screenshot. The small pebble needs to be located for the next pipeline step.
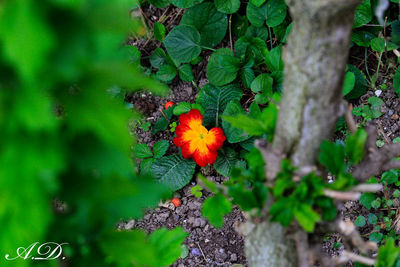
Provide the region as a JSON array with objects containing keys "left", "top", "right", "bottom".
[
  {"left": 375, "top": 90, "right": 382, "bottom": 97},
  {"left": 230, "top": 253, "right": 238, "bottom": 262},
  {"left": 191, "top": 248, "right": 202, "bottom": 256},
  {"left": 389, "top": 109, "right": 394, "bottom": 116}
]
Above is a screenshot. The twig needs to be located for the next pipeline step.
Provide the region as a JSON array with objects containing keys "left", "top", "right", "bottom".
[
  {"left": 377, "top": 120, "right": 390, "bottom": 144},
  {"left": 295, "top": 230, "right": 311, "bottom": 267},
  {"left": 344, "top": 102, "right": 357, "bottom": 133},
  {"left": 353, "top": 124, "right": 400, "bottom": 181},
  {"left": 351, "top": 183, "right": 383, "bottom": 192},
  {"left": 337, "top": 220, "right": 378, "bottom": 254},
  {"left": 323, "top": 189, "right": 361, "bottom": 201},
  {"left": 197, "top": 242, "right": 207, "bottom": 262},
  {"left": 337, "top": 251, "right": 376, "bottom": 266}
]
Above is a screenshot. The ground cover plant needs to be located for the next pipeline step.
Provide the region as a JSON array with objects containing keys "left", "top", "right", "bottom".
[{"left": 2, "top": 0, "right": 400, "bottom": 266}]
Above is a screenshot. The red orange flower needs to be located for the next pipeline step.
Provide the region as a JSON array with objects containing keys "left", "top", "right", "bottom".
[{"left": 173, "top": 109, "right": 226, "bottom": 167}]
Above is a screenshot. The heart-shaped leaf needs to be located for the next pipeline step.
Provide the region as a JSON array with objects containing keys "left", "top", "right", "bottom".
[
  {"left": 164, "top": 25, "right": 201, "bottom": 64},
  {"left": 207, "top": 48, "right": 241, "bottom": 86},
  {"left": 214, "top": 0, "right": 240, "bottom": 14},
  {"left": 180, "top": 2, "right": 227, "bottom": 47}
]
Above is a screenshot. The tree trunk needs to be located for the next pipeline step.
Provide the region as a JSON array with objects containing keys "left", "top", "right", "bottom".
[{"left": 243, "top": 1, "right": 362, "bottom": 266}]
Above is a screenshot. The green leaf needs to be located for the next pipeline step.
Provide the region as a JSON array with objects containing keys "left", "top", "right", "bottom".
[
  {"left": 148, "top": 227, "right": 189, "bottom": 267},
  {"left": 270, "top": 199, "right": 295, "bottom": 226},
  {"left": 173, "top": 102, "right": 192, "bottom": 116},
  {"left": 191, "top": 185, "right": 203, "bottom": 198},
  {"left": 213, "top": 148, "right": 241, "bottom": 177},
  {"left": 235, "top": 36, "right": 267, "bottom": 63},
  {"left": 345, "top": 129, "right": 367, "bottom": 164},
  {"left": 354, "top": 215, "right": 366, "bottom": 227},
  {"left": 100, "top": 227, "right": 188, "bottom": 267},
  {"left": 152, "top": 116, "right": 169, "bottom": 134},
  {"left": 232, "top": 15, "right": 249, "bottom": 37},
  {"left": 345, "top": 64, "right": 368, "bottom": 99},
  {"left": 294, "top": 204, "right": 321, "bottom": 232},
  {"left": 153, "top": 140, "right": 169, "bottom": 159},
  {"left": 371, "top": 38, "right": 398, "bottom": 52},
  {"left": 134, "top": 143, "right": 153, "bottom": 159},
  {"left": 360, "top": 193, "right": 375, "bottom": 209},
  {"left": 250, "top": 0, "right": 266, "bottom": 7},
  {"left": 180, "top": 2, "right": 227, "bottom": 47},
  {"left": 264, "top": 0, "right": 287, "bottom": 27},
  {"left": 251, "top": 74, "right": 273, "bottom": 93},
  {"left": 352, "top": 30, "right": 375, "bottom": 47},
  {"left": 0, "top": 0, "right": 55, "bottom": 83},
  {"left": 369, "top": 232, "right": 383, "bottom": 243},
  {"left": 240, "top": 67, "right": 255, "bottom": 88},
  {"left": 228, "top": 183, "right": 260, "bottom": 211},
  {"left": 151, "top": 154, "right": 196, "bottom": 191},
  {"left": 381, "top": 170, "right": 399, "bottom": 185},
  {"left": 265, "top": 45, "right": 284, "bottom": 71},
  {"left": 394, "top": 68, "right": 400, "bottom": 98},
  {"left": 392, "top": 20, "right": 400, "bottom": 45},
  {"left": 319, "top": 141, "right": 345, "bottom": 175},
  {"left": 100, "top": 230, "right": 157, "bottom": 267},
  {"left": 148, "top": 0, "right": 171, "bottom": 8},
  {"left": 245, "top": 25, "right": 269, "bottom": 41},
  {"left": 154, "top": 22, "right": 166, "bottom": 41},
  {"left": 164, "top": 25, "right": 201, "bottom": 64},
  {"left": 141, "top": 158, "right": 155, "bottom": 175},
  {"left": 222, "top": 101, "right": 250, "bottom": 143},
  {"left": 375, "top": 238, "right": 400, "bottom": 267},
  {"left": 353, "top": 0, "right": 372, "bottom": 28},
  {"left": 156, "top": 64, "right": 177, "bottom": 82},
  {"left": 223, "top": 103, "right": 278, "bottom": 137},
  {"left": 196, "top": 83, "right": 242, "bottom": 126},
  {"left": 343, "top": 71, "right": 356, "bottom": 96},
  {"left": 368, "top": 96, "right": 383, "bottom": 118},
  {"left": 251, "top": 74, "right": 273, "bottom": 104},
  {"left": 215, "top": 0, "right": 240, "bottom": 14},
  {"left": 178, "top": 64, "right": 194, "bottom": 82},
  {"left": 207, "top": 48, "right": 241, "bottom": 86},
  {"left": 171, "top": 0, "right": 203, "bottom": 8},
  {"left": 150, "top": 48, "right": 167, "bottom": 69},
  {"left": 368, "top": 213, "right": 378, "bottom": 224},
  {"left": 202, "top": 194, "right": 232, "bottom": 228},
  {"left": 246, "top": 0, "right": 286, "bottom": 28}
]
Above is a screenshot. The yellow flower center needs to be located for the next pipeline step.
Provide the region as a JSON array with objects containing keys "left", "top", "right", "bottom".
[{"left": 181, "top": 123, "right": 217, "bottom": 155}]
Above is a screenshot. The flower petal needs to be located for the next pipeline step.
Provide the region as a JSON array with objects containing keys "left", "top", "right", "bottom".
[
  {"left": 193, "top": 149, "right": 218, "bottom": 167},
  {"left": 206, "top": 127, "right": 226, "bottom": 151},
  {"left": 179, "top": 109, "right": 203, "bottom": 128}
]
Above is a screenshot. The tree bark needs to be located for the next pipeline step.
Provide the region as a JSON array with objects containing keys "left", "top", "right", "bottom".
[{"left": 243, "top": 1, "right": 362, "bottom": 266}]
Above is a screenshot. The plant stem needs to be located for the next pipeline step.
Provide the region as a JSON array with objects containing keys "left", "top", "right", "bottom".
[
  {"left": 201, "top": 46, "right": 216, "bottom": 51},
  {"left": 229, "top": 14, "right": 233, "bottom": 51},
  {"left": 268, "top": 26, "right": 273, "bottom": 50},
  {"left": 364, "top": 47, "right": 371, "bottom": 82}
]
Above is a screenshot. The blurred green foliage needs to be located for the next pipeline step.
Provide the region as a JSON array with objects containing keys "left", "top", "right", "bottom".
[{"left": 0, "top": 0, "right": 187, "bottom": 266}]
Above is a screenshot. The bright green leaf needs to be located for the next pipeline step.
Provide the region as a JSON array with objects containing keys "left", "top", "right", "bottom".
[{"left": 202, "top": 194, "right": 232, "bottom": 228}]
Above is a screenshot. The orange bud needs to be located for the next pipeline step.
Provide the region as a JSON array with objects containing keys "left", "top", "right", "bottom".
[
  {"left": 164, "top": 101, "right": 174, "bottom": 109},
  {"left": 171, "top": 197, "right": 181, "bottom": 207}
]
